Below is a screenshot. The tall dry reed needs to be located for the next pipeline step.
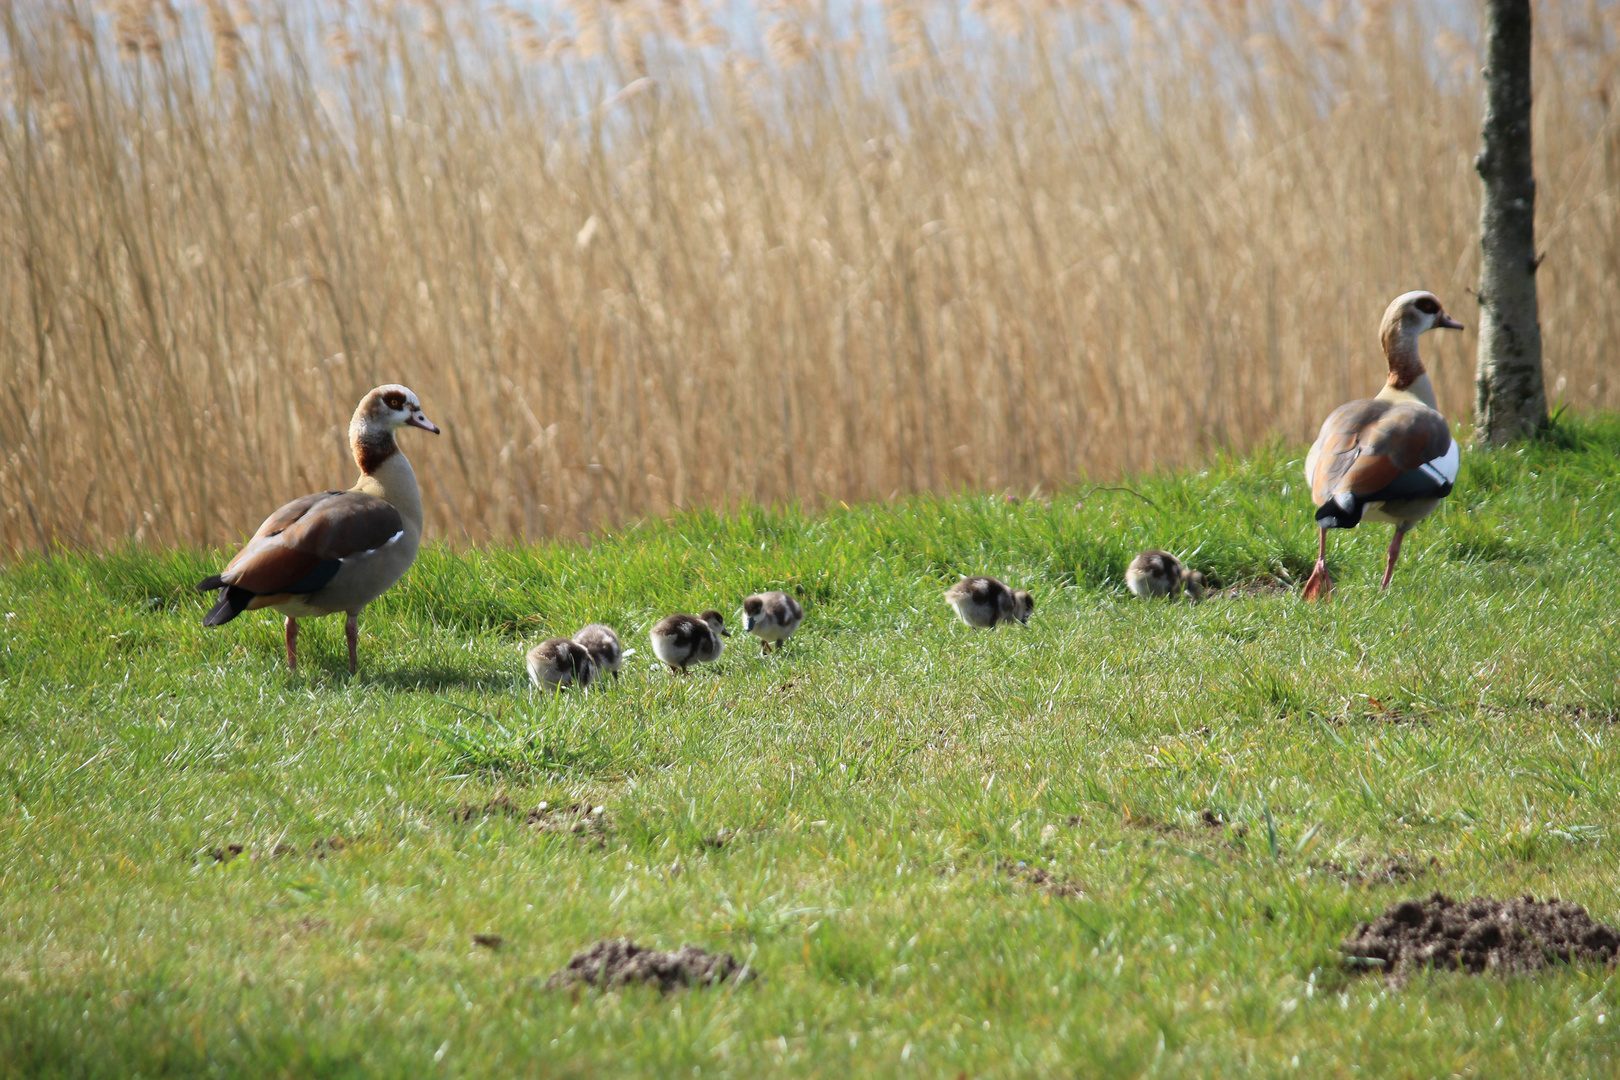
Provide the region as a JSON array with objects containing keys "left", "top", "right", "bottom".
[{"left": 2, "top": 0, "right": 1617, "bottom": 555}]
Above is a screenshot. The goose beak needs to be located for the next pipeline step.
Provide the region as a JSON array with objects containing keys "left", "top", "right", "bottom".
[
  {"left": 1436, "top": 312, "right": 1464, "bottom": 331},
  {"left": 408, "top": 412, "right": 441, "bottom": 434}
]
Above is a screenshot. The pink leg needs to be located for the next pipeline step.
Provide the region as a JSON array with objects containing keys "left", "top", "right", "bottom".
[
  {"left": 345, "top": 613, "right": 360, "bottom": 674},
  {"left": 1380, "top": 526, "right": 1410, "bottom": 592},
  {"left": 285, "top": 617, "right": 299, "bottom": 671},
  {"left": 1302, "top": 528, "right": 1333, "bottom": 603}
]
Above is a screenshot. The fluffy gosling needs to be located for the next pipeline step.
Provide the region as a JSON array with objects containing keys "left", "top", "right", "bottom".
[
  {"left": 944, "top": 575, "right": 1034, "bottom": 628},
  {"left": 1125, "top": 550, "right": 1206, "bottom": 602},
  {"left": 573, "top": 623, "right": 623, "bottom": 682},
  {"left": 741, "top": 591, "right": 804, "bottom": 654},
  {"left": 649, "top": 610, "right": 728, "bottom": 674},
  {"left": 526, "top": 637, "right": 597, "bottom": 690}
]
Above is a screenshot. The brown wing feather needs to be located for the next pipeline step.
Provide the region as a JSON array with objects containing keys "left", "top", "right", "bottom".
[
  {"left": 220, "top": 491, "right": 403, "bottom": 594},
  {"left": 273, "top": 493, "right": 403, "bottom": 561},
  {"left": 241, "top": 492, "right": 341, "bottom": 544},
  {"left": 1309, "top": 400, "right": 1451, "bottom": 506}
]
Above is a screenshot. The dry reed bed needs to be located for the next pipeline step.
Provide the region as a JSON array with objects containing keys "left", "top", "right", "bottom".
[{"left": 1, "top": 0, "right": 1616, "bottom": 555}]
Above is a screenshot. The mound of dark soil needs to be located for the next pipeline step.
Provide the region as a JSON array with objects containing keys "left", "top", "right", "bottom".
[
  {"left": 1343, "top": 893, "right": 1620, "bottom": 978},
  {"left": 545, "top": 939, "right": 753, "bottom": 992}
]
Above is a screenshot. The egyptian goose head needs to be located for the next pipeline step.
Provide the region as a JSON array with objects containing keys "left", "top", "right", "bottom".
[
  {"left": 945, "top": 575, "right": 1032, "bottom": 628},
  {"left": 741, "top": 591, "right": 805, "bottom": 654},
  {"left": 527, "top": 637, "right": 597, "bottom": 690},
  {"left": 195, "top": 384, "right": 439, "bottom": 673},
  {"left": 1301, "top": 293, "right": 1463, "bottom": 602},
  {"left": 1378, "top": 291, "right": 1466, "bottom": 408},
  {"left": 572, "top": 623, "right": 623, "bottom": 682},
  {"left": 649, "top": 610, "right": 728, "bottom": 674}
]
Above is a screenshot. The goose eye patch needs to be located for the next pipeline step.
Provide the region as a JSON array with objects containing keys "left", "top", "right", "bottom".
[{"left": 1414, "top": 296, "right": 1440, "bottom": 315}]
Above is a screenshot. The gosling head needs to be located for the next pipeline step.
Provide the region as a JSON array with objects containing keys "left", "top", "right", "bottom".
[
  {"left": 700, "top": 609, "right": 730, "bottom": 637},
  {"left": 1180, "top": 569, "right": 1207, "bottom": 603},
  {"left": 1010, "top": 589, "right": 1034, "bottom": 624}
]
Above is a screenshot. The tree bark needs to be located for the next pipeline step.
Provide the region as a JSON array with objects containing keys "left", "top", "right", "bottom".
[{"left": 1474, "top": 0, "right": 1547, "bottom": 445}]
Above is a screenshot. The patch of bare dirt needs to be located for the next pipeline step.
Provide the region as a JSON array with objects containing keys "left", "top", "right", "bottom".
[
  {"left": 1001, "top": 859, "right": 1086, "bottom": 899},
  {"left": 1128, "top": 809, "right": 1246, "bottom": 839},
  {"left": 1342, "top": 893, "right": 1620, "bottom": 981},
  {"left": 455, "top": 797, "right": 609, "bottom": 839},
  {"left": 1311, "top": 856, "right": 1435, "bottom": 886},
  {"left": 472, "top": 933, "right": 503, "bottom": 950},
  {"left": 202, "top": 836, "right": 347, "bottom": 863},
  {"left": 1216, "top": 577, "right": 1291, "bottom": 598},
  {"left": 1484, "top": 700, "right": 1620, "bottom": 724},
  {"left": 545, "top": 939, "right": 754, "bottom": 992}
]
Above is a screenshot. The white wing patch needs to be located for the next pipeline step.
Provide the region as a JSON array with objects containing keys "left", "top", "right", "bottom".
[
  {"left": 1419, "top": 440, "right": 1460, "bottom": 486},
  {"left": 339, "top": 529, "right": 405, "bottom": 563}
]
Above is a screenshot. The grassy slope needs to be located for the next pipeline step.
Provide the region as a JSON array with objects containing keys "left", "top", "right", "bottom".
[{"left": 2, "top": 417, "right": 1619, "bottom": 1079}]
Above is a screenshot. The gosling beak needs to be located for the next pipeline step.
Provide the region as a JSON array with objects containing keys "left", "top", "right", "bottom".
[
  {"left": 720, "top": 628, "right": 731, "bottom": 637},
  {"left": 1436, "top": 312, "right": 1464, "bottom": 331}
]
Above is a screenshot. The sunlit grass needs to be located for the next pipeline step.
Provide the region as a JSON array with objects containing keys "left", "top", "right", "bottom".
[{"left": 2, "top": 417, "right": 1619, "bottom": 1077}]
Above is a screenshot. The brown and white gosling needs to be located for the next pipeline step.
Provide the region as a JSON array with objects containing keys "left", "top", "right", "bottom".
[
  {"left": 649, "top": 610, "right": 728, "bottom": 674},
  {"left": 741, "top": 591, "right": 804, "bottom": 654},
  {"left": 944, "top": 575, "right": 1034, "bottom": 628},
  {"left": 526, "top": 637, "right": 597, "bottom": 690},
  {"left": 573, "top": 623, "right": 623, "bottom": 682},
  {"left": 1125, "top": 550, "right": 1207, "bottom": 602},
  {"left": 196, "top": 384, "right": 439, "bottom": 673}
]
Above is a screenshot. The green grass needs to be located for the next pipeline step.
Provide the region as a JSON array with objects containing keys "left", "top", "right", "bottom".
[{"left": 3, "top": 416, "right": 1620, "bottom": 1078}]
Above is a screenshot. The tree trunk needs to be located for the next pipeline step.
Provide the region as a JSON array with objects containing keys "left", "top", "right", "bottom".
[{"left": 1474, "top": 0, "right": 1547, "bottom": 445}]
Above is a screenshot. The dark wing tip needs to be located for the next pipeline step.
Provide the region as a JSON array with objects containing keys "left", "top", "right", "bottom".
[{"left": 196, "top": 574, "right": 226, "bottom": 592}]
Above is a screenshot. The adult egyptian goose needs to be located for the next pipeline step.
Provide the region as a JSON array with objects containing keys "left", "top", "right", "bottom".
[
  {"left": 1125, "top": 550, "right": 1206, "bottom": 602},
  {"left": 196, "top": 385, "right": 439, "bottom": 672},
  {"left": 649, "top": 610, "right": 728, "bottom": 674},
  {"left": 944, "top": 575, "right": 1033, "bottom": 628},
  {"left": 1302, "top": 291, "right": 1463, "bottom": 601},
  {"left": 527, "top": 637, "right": 598, "bottom": 690},
  {"left": 572, "top": 624, "right": 623, "bottom": 682},
  {"left": 741, "top": 591, "right": 804, "bottom": 654}
]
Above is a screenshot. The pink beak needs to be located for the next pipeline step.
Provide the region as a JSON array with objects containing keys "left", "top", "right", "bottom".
[
  {"left": 1436, "top": 312, "right": 1464, "bottom": 331},
  {"left": 407, "top": 412, "right": 441, "bottom": 434}
]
